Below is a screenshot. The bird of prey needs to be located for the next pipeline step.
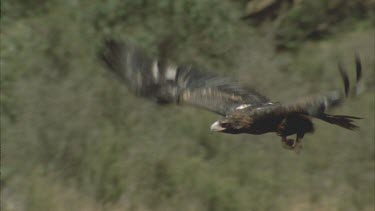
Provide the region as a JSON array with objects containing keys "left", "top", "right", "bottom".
[{"left": 100, "top": 39, "right": 362, "bottom": 152}]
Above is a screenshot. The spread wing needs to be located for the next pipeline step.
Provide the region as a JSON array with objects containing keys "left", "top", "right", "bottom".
[
  {"left": 250, "top": 56, "right": 363, "bottom": 130},
  {"left": 100, "top": 39, "right": 270, "bottom": 115}
]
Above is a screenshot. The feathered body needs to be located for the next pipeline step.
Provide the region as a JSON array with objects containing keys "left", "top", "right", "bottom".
[{"left": 100, "top": 39, "right": 362, "bottom": 151}]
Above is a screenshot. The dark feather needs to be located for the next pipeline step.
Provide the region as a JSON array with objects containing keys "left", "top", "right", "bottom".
[
  {"left": 355, "top": 53, "right": 362, "bottom": 83},
  {"left": 319, "top": 114, "right": 360, "bottom": 130},
  {"left": 338, "top": 62, "right": 350, "bottom": 97},
  {"left": 100, "top": 39, "right": 270, "bottom": 115}
]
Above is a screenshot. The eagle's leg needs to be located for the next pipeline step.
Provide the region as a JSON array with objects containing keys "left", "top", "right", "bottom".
[{"left": 293, "top": 133, "right": 304, "bottom": 153}]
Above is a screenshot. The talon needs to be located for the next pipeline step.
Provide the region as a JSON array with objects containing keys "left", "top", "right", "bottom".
[
  {"left": 281, "top": 137, "right": 296, "bottom": 150},
  {"left": 281, "top": 134, "right": 305, "bottom": 152}
]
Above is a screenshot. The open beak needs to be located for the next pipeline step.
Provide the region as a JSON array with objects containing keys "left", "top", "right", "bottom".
[{"left": 210, "top": 121, "right": 225, "bottom": 132}]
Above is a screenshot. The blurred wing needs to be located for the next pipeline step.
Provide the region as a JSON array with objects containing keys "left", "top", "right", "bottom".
[
  {"left": 100, "top": 39, "right": 270, "bottom": 115},
  {"left": 177, "top": 72, "right": 270, "bottom": 115},
  {"left": 251, "top": 56, "right": 363, "bottom": 130}
]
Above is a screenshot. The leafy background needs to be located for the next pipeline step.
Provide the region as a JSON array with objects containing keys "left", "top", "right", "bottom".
[{"left": 1, "top": 0, "right": 374, "bottom": 210}]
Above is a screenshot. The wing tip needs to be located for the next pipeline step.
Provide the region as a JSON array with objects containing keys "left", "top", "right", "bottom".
[
  {"left": 337, "top": 62, "right": 350, "bottom": 97},
  {"left": 99, "top": 38, "right": 130, "bottom": 81},
  {"left": 354, "top": 53, "right": 362, "bottom": 82}
]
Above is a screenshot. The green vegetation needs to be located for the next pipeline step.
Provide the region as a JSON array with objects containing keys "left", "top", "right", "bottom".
[
  {"left": 274, "top": 0, "right": 375, "bottom": 50},
  {"left": 1, "top": 1, "right": 374, "bottom": 210}
]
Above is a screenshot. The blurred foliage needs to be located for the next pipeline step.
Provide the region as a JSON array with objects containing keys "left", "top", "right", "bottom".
[
  {"left": 1, "top": 0, "right": 374, "bottom": 211},
  {"left": 242, "top": 0, "right": 375, "bottom": 50},
  {"left": 273, "top": 0, "right": 375, "bottom": 50}
]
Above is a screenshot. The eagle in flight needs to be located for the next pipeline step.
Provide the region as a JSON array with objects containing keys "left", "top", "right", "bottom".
[{"left": 100, "top": 39, "right": 362, "bottom": 152}]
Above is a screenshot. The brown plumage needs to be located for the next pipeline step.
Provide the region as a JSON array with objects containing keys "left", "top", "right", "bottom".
[{"left": 100, "top": 39, "right": 363, "bottom": 152}]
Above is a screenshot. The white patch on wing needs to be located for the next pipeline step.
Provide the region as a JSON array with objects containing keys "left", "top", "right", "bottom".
[
  {"left": 152, "top": 60, "right": 159, "bottom": 81},
  {"left": 236, "top": 104, "right": 252, "bottom": 110},
  {"left": 165, "top": 65, "right": 177, "bottom": 80}
]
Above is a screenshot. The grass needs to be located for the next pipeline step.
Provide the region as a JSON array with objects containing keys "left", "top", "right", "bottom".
[{"left": 1, "top": 1, "right": 374, "bottom": 210}]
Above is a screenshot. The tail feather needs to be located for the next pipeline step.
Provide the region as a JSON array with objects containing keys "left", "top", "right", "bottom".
[{"left": 320, "top": 114, "right": 361, "bottom": 130}]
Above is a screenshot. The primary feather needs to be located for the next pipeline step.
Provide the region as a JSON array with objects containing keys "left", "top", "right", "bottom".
[{"left": 100, "top": 39, "right": 269, "bottom": 115}]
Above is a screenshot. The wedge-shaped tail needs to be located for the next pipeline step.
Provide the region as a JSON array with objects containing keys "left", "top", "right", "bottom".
[
  {"left": 317, "top": 56, "right": 363, "bottom": 130},
  {"left": 319, "top": 114, "right": 362, "bottom": 130}
]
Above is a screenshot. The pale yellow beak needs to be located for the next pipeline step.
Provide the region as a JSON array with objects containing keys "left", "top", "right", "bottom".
[{"left": 210, "top": 121, "right": 225, "bottom": 132}]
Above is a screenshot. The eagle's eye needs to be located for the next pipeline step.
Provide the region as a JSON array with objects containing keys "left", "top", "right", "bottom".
[{"left": 219, "top": 121, "right": 230, "bottom": 128}]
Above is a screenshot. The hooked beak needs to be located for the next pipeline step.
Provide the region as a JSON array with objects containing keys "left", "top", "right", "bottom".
[{"left": 210, "top": 121, "right": 225, "bottom": 132}]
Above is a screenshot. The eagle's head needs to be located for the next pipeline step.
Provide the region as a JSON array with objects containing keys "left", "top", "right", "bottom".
[{"left": 210, "top": 109, "right": 255, "bottom": 134}]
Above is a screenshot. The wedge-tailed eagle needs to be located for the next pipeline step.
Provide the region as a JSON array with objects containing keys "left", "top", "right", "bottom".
[{"left": 100, "top": 39, "right": 362, "bottom": 151}]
